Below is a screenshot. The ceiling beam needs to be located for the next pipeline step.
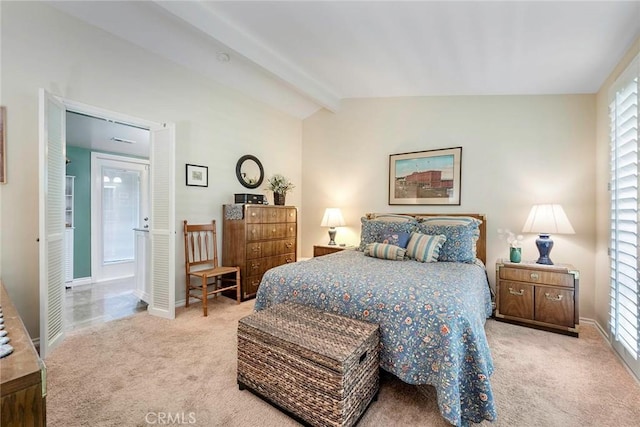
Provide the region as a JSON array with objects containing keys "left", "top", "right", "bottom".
[{"left": 155, "top": 1, "right": 341, "bottom": 113}]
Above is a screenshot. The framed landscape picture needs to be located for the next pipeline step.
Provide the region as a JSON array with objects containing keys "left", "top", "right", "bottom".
[
  {"left": 389, "top": 147, "right": 462, "bottom": 205},
  {"left": 185, "top": 163, "right": 208, "bottom": 187}
]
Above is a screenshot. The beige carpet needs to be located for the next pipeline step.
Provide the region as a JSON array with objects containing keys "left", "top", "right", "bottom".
[{"left": 45, "top": 297, "right": 640, "bottom": 427}]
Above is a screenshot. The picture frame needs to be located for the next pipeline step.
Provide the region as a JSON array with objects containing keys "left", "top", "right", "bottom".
[
  {"left": 0, "top": 106, "right": 5, "bottom": 184},
  {"left": 389, "top": 147, "right": 462, "bottom": 205},
  {"left": 185, "top": 163, "right": 208, "bottom": 187}
]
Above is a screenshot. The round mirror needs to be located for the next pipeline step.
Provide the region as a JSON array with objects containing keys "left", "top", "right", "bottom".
[{"left": 236, "top": 155, "right": 264, "bottom": 189}]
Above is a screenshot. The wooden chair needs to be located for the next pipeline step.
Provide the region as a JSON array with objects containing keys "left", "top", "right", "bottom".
[{"left": 183, "top": 220, "right": 241, "bottom": 316}]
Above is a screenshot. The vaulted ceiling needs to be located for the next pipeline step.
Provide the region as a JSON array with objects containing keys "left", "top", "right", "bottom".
[{"left": 52, "top": 1, "right": 640, "bottom": 119}]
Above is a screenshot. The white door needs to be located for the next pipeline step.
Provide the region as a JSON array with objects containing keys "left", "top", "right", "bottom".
[
  {"left": 38, "top": 89, "right": 66, "bottom": 358},
  {"left": 91, "top": 153, "right": 149, "bottom": 283},
  {"left": 147, "top": 124, "right": 175, "bottom": 319}
]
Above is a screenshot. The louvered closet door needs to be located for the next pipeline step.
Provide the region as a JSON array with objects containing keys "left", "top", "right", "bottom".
[
  {"left": 38, "top": 89, "right": 66, "bottom": 358},
  {"left": 148, "top": 124, "right": 176, "bottom": 319}
]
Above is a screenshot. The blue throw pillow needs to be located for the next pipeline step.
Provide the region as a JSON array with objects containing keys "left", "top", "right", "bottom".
[{"left": 380, "top": 230, "right": 411, "bottom": 249}]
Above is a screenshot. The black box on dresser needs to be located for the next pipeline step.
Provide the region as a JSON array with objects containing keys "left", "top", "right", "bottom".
[{"left": 234, "top": 193, "right": 266, "bottom": 204}]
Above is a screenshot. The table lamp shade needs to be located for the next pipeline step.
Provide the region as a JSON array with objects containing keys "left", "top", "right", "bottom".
[
  {"left": 320, "top": 208, "right": 346, "bottom": 245},
  {"left": 521, "top": 204, "right": 574, "bottom": 265}
]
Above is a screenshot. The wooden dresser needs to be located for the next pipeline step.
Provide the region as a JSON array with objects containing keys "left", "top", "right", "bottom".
[
  {"left": 223, "top": 205, "right": 297, "bottom": 300},
  {"left": 0, "top": 281, "right": 46, "bottom": 426},
  {"left": 495, "top": 259, "right": 579, "bottom": 337}
]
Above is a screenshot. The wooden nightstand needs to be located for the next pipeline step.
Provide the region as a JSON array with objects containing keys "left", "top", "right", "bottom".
[
  {"left": 313, "top": 245, "right": 354, "bottom": 257},
  {"left": 495, "top": 259, "right": 579, "bottom": 337}
]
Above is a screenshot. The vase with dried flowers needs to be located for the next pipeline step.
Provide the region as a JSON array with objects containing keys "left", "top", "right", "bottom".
[
  {"left": 265, "top": 174, "right": 295, "bottom": 206},
  {"left": 498, "top": 228, "right": 524, "bottom": 263}
]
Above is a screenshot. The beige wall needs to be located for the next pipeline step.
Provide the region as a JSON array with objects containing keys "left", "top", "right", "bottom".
[
  {"left": 0, "top": 2, "right": 302, "bottom": 338},
  {"left": 302, "top": 95, "right": 597, "bottom": 318},
  {"left": 594, "top": 37, "right": 640, "bottom": 333}
]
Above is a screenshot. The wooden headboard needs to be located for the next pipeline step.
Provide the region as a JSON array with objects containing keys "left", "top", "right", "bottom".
[{"left": 364, "top": 213, "right": 487, "bottom": 265}]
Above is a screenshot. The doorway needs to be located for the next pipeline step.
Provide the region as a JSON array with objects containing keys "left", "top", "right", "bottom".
[
  {"left": 91, "top": 153, "right": 149, "bottom": 283},
  {"left": 39, "top": 89, "right": 176, "bottom": 358}
]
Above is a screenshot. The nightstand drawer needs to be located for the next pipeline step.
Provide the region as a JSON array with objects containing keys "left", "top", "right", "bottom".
[
  {"left": 534, "top": 287, "right": 575, "bottom": 327},
  {"left": 499, "top": 267, "right": 574, "bottom": 288},
  {"left": 498, "top": 282, "right": 534, "bottom": 320}
]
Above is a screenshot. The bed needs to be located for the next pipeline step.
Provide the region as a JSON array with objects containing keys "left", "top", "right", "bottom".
[{"left": 254, "top": 213, "right": 496, "bottom": 427}]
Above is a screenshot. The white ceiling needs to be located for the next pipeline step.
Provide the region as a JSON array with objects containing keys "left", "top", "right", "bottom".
[
  {"left": 66, "top": 111, "right": 150, "bottom": 158},
  {"left": 52, "top": 1, "right": 640, "bottom": 119}
]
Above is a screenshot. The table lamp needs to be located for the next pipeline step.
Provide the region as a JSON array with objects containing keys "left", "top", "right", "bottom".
[
  {"left": 320, "top": 208, "right": 346, "bottom": 245},
  {"left": 521, "top": 204, "right": 575, "bottom": 265}
]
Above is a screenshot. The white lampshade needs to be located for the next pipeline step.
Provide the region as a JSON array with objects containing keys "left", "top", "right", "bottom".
[
  {"left": 522, "top": 204, "right": 575, "bottom": 234},
  {"left": 320, "top": 208, "right": 346, "bottom": 228}
]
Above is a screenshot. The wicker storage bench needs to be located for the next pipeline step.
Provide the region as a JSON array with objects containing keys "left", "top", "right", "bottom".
[{"left": 237, "top": 302, "right": 380, "bottom": 427}]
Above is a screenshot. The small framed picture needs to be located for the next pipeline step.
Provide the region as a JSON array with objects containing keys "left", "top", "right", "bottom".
[
  {"left": 389, "top": 147, "right": 462, "bottom": 205},
  {"left": 185, "top": 163, "right": 208, "bottom": 187}
]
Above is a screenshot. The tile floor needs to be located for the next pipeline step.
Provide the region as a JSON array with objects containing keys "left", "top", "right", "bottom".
[{"left": 65, "top": 277, "right": 147, "bottom": 331}]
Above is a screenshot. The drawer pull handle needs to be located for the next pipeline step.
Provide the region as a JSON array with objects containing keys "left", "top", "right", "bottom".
[
  {"left": 251, "top": 229, "right": 257, "bottom": 234},
  {"left": 285, "top": 243, "right": 292, "bottom": 248},
  {"left": 272, "top": 228, "right": 276, "bottom": 233},
  {"left": 251, "top": 247, "right": 260, "bottom": 252},
  {"left": 251, "top": 264, "right": 260, "bottom": 270},
  {"left": 509, "top": 287, "right": 525, "bottom": 296},
  {"left": 544, "top": 293, "right": 563, "bottom": 302},
  {"left": 530, "top": 273, "right": 539, "bottom": 280},
  {"left": 251, "top": 212, "right": 257, "bottom": 217},
  {"left": 285, "top": 258, "right": 293, "bottom": 263}
]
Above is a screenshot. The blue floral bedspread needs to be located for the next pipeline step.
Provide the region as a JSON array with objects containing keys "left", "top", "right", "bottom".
[{"left": 254, "top": 250, "right": 496, "bottom": 427}]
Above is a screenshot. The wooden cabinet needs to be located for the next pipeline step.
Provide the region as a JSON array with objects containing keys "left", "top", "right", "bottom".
[
  {"left": 313, "top": 245, "right": 353, "bottom": 257},
  {"left": 223, "top": 205, "right": 297, "bottom": 300},
  {"left": 1, "top": 282, "right": 46, "bottom": 426},
  {"left": 495, "top": 260, "right": 579, "bottom": 336}
]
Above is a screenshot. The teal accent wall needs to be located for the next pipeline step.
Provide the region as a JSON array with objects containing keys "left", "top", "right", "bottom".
[{"left": 65, "top": 146, "right": 92, "bottom": 279}]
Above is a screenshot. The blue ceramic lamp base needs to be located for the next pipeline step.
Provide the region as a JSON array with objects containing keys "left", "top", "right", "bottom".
[{"left": 535, "top": 234, "right": 554, "bottom": 265}]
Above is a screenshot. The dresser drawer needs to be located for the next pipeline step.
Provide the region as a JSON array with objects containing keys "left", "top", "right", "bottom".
[
  {"left": 246, "top": 239, "right": 296, "bottom": 260},
  {"left": 244, "top": 275, "right": 263, "bottom": 297},
  {"left": 246, "top": 207, "right": 264, "bottom": 223},
  {"left": 534, "top": 287, "right": 575, "bottom": 327},
  {"left": 246, "top": 207, "right": 288, "bottom": 224},
  {"left": 285, "top": 208, "right": 297, "bottom": 223},
  {"left": 247, "top": 223, "right": 293, "bottom": 241},
  {"left": 498, "top": 281, "right": 534, "bottom": 320},
  {"left": 499, "top": 267, "right": 574, "bottom": 288},
  {"left": 246, "top": 253, "right": 296, "bottom": 276}
]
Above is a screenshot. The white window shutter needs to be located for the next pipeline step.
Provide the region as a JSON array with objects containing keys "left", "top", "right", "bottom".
[{"left": 610, "top": 54, "right": 640, "bottom": 376}]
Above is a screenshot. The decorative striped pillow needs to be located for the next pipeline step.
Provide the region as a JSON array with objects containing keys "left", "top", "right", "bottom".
[
  {"left": 364, "top": 243, "right": 406, "bottom": 261},
  {"left": 406, "top": 233, "right": 447, "bottom": 263}
]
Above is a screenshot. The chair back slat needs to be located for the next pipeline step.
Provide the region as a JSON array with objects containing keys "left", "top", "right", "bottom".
[{"left": 183, "top": 220, "right": 219, "bottom": 271}]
